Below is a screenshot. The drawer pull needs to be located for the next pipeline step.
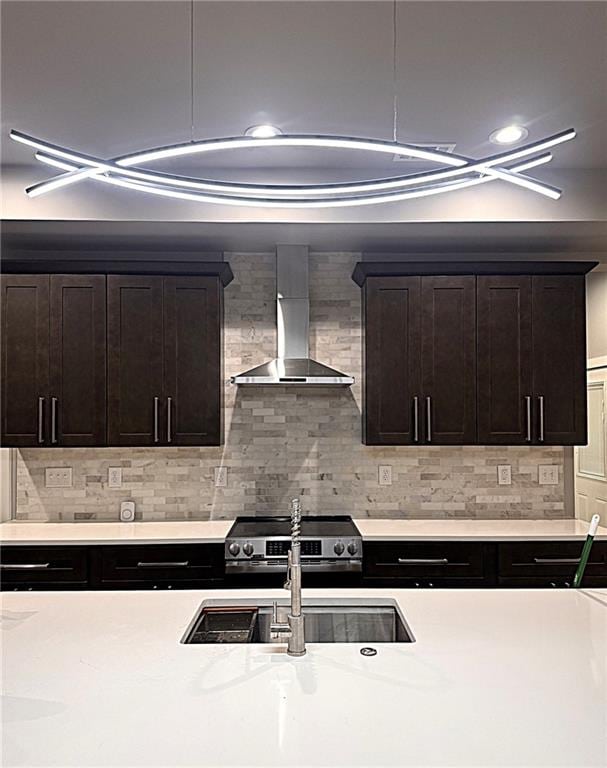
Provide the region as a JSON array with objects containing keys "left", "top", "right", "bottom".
[
  {"left": 136, "top": 561, "right": 189, "bottom": 568},
  {"left": 397, "top": 558, "right": 449, "bottom": 565},
  {"left": 0, "top": 563, "right": 51, "bottom": 570},
  {"left": 533, "top": 557, "right": 580, "bottom": 565}
]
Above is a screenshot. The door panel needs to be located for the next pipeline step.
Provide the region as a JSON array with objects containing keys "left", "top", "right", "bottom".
[
  {"left": 477, "top": 276, "right": 533, "bottom": 443},
  {"left": 532, "top": 276, "right": 587, "bottom": 444},
  {"left": 107, "top": 276, "right": 163, "bottom": 445},
  {"left": 421, "top": 276, "right": 476, "bottom": 443},
  {"left": 1, "top": 275, "right": 50, "bottom": 446},
  {"left": 49, "top": 275, "right": 106, "bottom": 446},
  {"left": 364, "top": 277, "right": 421, "bottom": 444},
  {"left": 163, "top": 277, "right": 221, "bottom": 445}
]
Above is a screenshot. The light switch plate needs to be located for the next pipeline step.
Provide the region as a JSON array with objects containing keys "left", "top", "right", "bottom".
[
  {"left": 214, "top": 467, "right": 228, "bottom": 487},
  {"left": 539, "top": 465, "right": 559, "bottom": 485},
  {"left": 497, "top": 465, "right": 512, "bottom": 485},
  {"left": 108, "top": 467, "right": 122, "bottom": 488},
  {"left": 45, "top": 468, "right": 72, "bottom": 488},
  {"left": 379, "top": 465, "right": 392, "bottom": 486}
]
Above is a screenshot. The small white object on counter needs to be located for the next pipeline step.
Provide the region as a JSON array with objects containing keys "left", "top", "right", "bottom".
[{"left": 2, "top": 587, "right": 606, "bottom": 767}]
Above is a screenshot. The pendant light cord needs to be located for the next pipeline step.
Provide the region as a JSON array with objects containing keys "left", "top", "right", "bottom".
[
  {"left": 392, "top": 0, "right": 398, "bottom": 143},
  {"left": 190, "top": 0, "right": 195, "bottom": 142}
]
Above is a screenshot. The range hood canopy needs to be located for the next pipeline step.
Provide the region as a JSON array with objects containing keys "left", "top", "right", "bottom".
[{"left": 231, "top": 245, "right": 354, "bottom": 386}]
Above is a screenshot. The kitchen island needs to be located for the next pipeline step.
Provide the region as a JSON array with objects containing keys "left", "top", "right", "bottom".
[{"left": 2, "top": 587, "right": 606, "bottom": 767}]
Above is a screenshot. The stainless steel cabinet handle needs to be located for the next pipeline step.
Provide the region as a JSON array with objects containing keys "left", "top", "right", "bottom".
[
  {"left": 525, "top": 396, "right": 532, "bottom": 442},
  {"left": 167, "top": 397, "right": 173, "bottom": 444},
  {"left": 0, "top": 563, "right": 50, "bottom": 570},
  {"left": 397, "top": 558, "right": 449, "bottom": 565},
  {"left": 538, "top": 396, "right": 545, "bottom": 442},
  {"left": 413, "top": 397, "right": 419, "bottom": 442},
  {"left": 136, "top": 561, "right": 189, "bottom": 568},
  {"left": 37, "top": 396, "right": 45, "bottom": 444},
  {"left": 51, "top": 397, "right": 58, "bottom": 444},
  {"left": 426, "top": 396, "right": 432, "bottom": 442},
  {"left": 533, "top": 557, "right": 580, "bottom": 565},
  {"left": 153, "top": 397, "right": 159, "bottom": 443}
]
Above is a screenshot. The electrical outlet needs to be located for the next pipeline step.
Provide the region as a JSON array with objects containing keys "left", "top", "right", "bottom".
[
  {"left": 45, "top": 468, "right": 72, "bottom": 488},
  {"left": 108, "top": 467, "right": 122, "bottom": 488},
  {"left": 497, "top": 465, "right": 512, "bottom": 485},
  {"left": 539, "top": 465, "right": 559, "bottom": 485},
  {"left": 214, "top": 466, "right": 228, "bottom": 488},
  {"left": 378, "top": 465, "right": 392, "bottom": 486}
]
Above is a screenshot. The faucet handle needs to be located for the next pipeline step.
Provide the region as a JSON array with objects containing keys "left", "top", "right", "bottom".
[{"left": 283, "top": 549, "right": 292, "bottom": 589}]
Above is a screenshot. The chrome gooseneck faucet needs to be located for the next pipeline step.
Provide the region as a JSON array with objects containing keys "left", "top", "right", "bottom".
[{"left": 270, "top": 498, "right": 306, "bottom": 657}]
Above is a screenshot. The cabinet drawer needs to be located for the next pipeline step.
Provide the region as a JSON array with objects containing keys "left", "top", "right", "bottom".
[
  {"left": 498, "top": 541, "right": 607, "bottom": 587},
  {"left": 94, "top": 544, "right": 224, "bottom": 588},
  {"left": 0, "top": 546, "right": 88, "bottom": 589},
  {"left": 363, "top": 541, "right": 493, "bottom": 586}
]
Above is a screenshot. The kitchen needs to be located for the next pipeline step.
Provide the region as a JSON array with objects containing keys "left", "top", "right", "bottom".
[{"left": 1, "top": 1, "right": 607, "bottom": 767}]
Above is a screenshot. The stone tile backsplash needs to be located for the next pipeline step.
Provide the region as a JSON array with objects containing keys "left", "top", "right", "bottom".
[{"left": 15, "top": 252, "right": 566, "bottom": 522}]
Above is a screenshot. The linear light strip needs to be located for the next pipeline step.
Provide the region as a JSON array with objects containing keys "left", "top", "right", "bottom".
[
  {"left": 35, "top": 151, "right": 553, "bottom": 208},
  {"left": 13, "top": 128, "right": 570, "bottom": 200}
]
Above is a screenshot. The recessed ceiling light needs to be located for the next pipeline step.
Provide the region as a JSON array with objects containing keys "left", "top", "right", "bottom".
[
  {"left": 244, "top": 124, "right": 283, "bottom": 139},
  {"left": 490, "top": 125, "right": 529, "bottom": 145}
]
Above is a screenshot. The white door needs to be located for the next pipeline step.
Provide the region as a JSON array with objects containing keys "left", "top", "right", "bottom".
[{"left": 575, "top": 358, "right": 607, "bottom": 526}]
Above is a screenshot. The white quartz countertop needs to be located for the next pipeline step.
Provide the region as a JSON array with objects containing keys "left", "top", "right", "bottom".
[
  {"left": 1, "top": 517, "right": 606, "bottom": 545},
  {"left": 2, "top": 586, "right": 606, "bottom": 767}
]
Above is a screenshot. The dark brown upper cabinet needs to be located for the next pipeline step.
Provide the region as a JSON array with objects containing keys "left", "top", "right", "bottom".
[
  {"left": 1, "top": 259, "right": 232, "bottom": 448},
  {"left": 163, "top": 276, "right": 222, "bottom": 446},
  {"left": 421, "top": 276, "right": 477, "bottom": 444},
  {"left": 50, "top": 275, "right": 107, "bottom": 446},
  {"left": 477, "top": 276, "right": 533, "bottom": 444},
  {"left": 531, "top": 276, "right": 587, "bottom": 445},
  {"left": 353, "top": 261, "right": 596, "bottom": 447},
  {"left": 361, "top": 274, "right": 475, "bottom": 445},
  {"left": 1, "top": 275, "right": 50, "bottom": 446},
  {"left": 108, "top": 274, "right": 224, "bottom": 447},
  {"left": 1, "top": 274, "right": 105, "bottom": 447},
  {"left": 363, "top": 276, "right": 421, "bottom": 444}
]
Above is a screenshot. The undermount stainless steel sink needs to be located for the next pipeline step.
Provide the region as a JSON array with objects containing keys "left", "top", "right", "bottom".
[{"left": 182, "top": 598, "right": 414, "bottom": 644}]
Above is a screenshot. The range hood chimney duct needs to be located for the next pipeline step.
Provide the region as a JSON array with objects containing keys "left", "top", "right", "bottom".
[{"left": 231, "top": 245, "right": 354, "bottom": 386}]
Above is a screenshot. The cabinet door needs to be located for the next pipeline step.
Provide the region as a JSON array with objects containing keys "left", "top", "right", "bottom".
[
  {"left": 363, "top": 277, "right": 421, "bottom": 444},
  {"left": 49, "top": 276, "right": 106, "bottom": 446},
  {"left": 1, "top": 275, "right": 50, "bottom": 446},
  {"left": 532, "top": 275, "right": 587, "bottom": 444},
  {"left": 107, "top": 276, "right": 163, "bottom": 445},
  {"left": 421, "top": 276, "right": 476, "bottom": 443},
  {"left": 477, "top": 276, "right": 533, "bottom": 444},
  {"left": 163, "top": 277, "right": 221, "bottom": 445}
]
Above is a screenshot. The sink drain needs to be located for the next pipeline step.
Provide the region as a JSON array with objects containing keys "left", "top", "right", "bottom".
[{"left": 360, "top": 647, "right": 377, "bottom": 657}]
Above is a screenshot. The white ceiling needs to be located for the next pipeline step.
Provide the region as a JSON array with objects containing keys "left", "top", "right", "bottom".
[{"left": 2, "top": 0, "right": 606, "bottom": 172}]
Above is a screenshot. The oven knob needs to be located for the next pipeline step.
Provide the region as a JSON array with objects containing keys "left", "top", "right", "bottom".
[
  {"left": 347, "top": 541, "right": 358, "bottom": 555},
  {"left": 243, "top": 542, "right": 254, "bottom": 557},
  {"left": 228, "top": 542, "right": 240, "bottom": 556},
  {"left": 334, "top": 541, "right": 345, "bottom": 556}
]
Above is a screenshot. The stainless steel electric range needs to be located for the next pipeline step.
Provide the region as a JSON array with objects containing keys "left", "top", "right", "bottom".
[{"left": 225, "top": 516, "right": 362, "bottom": 576}]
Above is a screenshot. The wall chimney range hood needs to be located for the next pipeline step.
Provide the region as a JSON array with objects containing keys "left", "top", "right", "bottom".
[{"left": 231, "top": 245, "right": 354, "bottom": 386}]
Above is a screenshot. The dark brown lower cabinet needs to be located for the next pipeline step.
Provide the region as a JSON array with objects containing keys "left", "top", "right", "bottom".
[
  {"left": 0, "top": 546, "right": 89, "bottom": 590},
  {"left": 90, "top": 544, "right": 225, "bottom": 589},
  {"left": 363, "top": 541, "right": 496, "bottom": 587},
  {"left": 498, "top": 541, "right": 607, "bottom": 587}
]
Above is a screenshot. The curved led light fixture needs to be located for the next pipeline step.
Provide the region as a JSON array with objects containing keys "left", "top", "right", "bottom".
[{"left": 10, "top": 127, "right": 575, "bottom": 207}]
